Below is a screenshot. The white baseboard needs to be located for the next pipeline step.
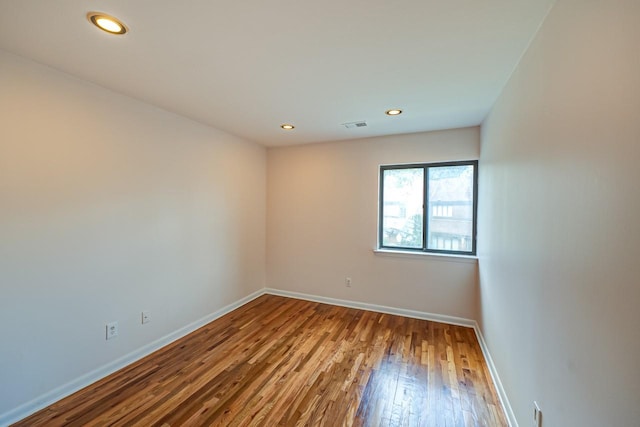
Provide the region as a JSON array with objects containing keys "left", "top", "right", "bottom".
[
  {"left": 0, "top": 289, "right": 266, "bottom": 427},
  {"left": 2, "top": 288, "right": 517, "bottom": 427},
  {"left": 264, "top": 288, "right": 476, "bottom": 327},
  {"left": 472, "top": 322, "right": 519, "bottom": 427},
  {"left": 265, "top": 288, "right": 517, "bottom": 427}
]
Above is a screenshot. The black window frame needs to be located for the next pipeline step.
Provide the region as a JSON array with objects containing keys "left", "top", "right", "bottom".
[{"left": 378, "top": 160, "right": 478, "bottom": 256}]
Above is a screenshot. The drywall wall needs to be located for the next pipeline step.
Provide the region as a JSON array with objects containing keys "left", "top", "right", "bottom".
[
  {"left": 0, "top": 49, "right": 266, "bottom": 417},
  {"left": 478, "top": 0, "right": 640, "bottom": 425},
  {"left": 267, "top": 128, "right": 480, "bottom": 319}
]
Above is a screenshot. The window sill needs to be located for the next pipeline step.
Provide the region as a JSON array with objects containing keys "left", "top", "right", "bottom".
[{"left": 373, "top": 248, "right": 478, "bottom": 264}]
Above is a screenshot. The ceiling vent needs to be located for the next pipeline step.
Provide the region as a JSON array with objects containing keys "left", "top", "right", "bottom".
[{"left": 342, "top": 121, "right": 368, "bottom": 129}]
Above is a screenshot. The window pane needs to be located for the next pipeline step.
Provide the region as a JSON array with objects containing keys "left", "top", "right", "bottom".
[
  {"left": 427, "top": 165, "right": 474, "bottom": 252},
  {"left": 382, "top": 168, "right": 423, "bottom": 248}
]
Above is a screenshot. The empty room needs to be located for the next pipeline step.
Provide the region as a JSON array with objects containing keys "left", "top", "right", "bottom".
[{"left": 1, "top": 0, "right": 638, "bottom": 426}]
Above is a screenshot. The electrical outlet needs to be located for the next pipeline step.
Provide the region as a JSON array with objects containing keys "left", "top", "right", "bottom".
[
  {"left": 142, "top": 311, "right": 151, "bottom": 324},
  {"left": 533, "top": 401, "right": 542, "bottom": 427},
  {"left": 345, "top": 277, "right": 352, "bottom": 287},
  {"left": 106, "top": 321, "right": 118, "bottom": 340}
]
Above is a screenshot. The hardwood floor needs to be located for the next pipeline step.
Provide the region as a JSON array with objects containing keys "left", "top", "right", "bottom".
[{"left": 13, "top": 295, "right": 508, "bottom": 426}]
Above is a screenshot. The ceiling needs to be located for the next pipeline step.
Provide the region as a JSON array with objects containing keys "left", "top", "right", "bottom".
[{"left": 0, "top": 0, "right": 554, "bottom": 146}]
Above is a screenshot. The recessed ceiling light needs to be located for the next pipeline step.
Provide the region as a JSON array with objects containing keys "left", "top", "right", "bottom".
[
  {"left": 385, "top": 109, "right": 403, "bottom": 116},
  {"left": 281, "top": 124, "right": 295, "bottom": 130},
  {"left": 88, "top": 12, "right": 128, "bottom": 35}
]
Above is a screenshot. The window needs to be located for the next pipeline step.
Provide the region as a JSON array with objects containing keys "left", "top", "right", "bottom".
[{"left": 379, "top": 161, "right": 478, "bottom": 255}]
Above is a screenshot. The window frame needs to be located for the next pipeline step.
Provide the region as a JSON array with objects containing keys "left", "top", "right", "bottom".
[{"left": 378, "top": 160, "right": 478, "bottom": 256}]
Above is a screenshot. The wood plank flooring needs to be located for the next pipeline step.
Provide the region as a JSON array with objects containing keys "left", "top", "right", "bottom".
[{"left": 13, "top": 295, "right": 508, "bottom": 426}]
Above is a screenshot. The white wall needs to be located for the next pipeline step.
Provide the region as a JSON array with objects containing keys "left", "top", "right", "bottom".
[
  {"left": 267, "top": 128, "right": 480, "bottom": 319},
  {"left": 478, "top": 0, "right": 640, "bottom": 425},
  {"left": 0, "top": 50, "right": 266, "bottom": 417}
]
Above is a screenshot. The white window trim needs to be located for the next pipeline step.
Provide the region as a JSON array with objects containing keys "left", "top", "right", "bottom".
[{"left": 372, "top": 248, "right": 478, "bottom": 264}]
